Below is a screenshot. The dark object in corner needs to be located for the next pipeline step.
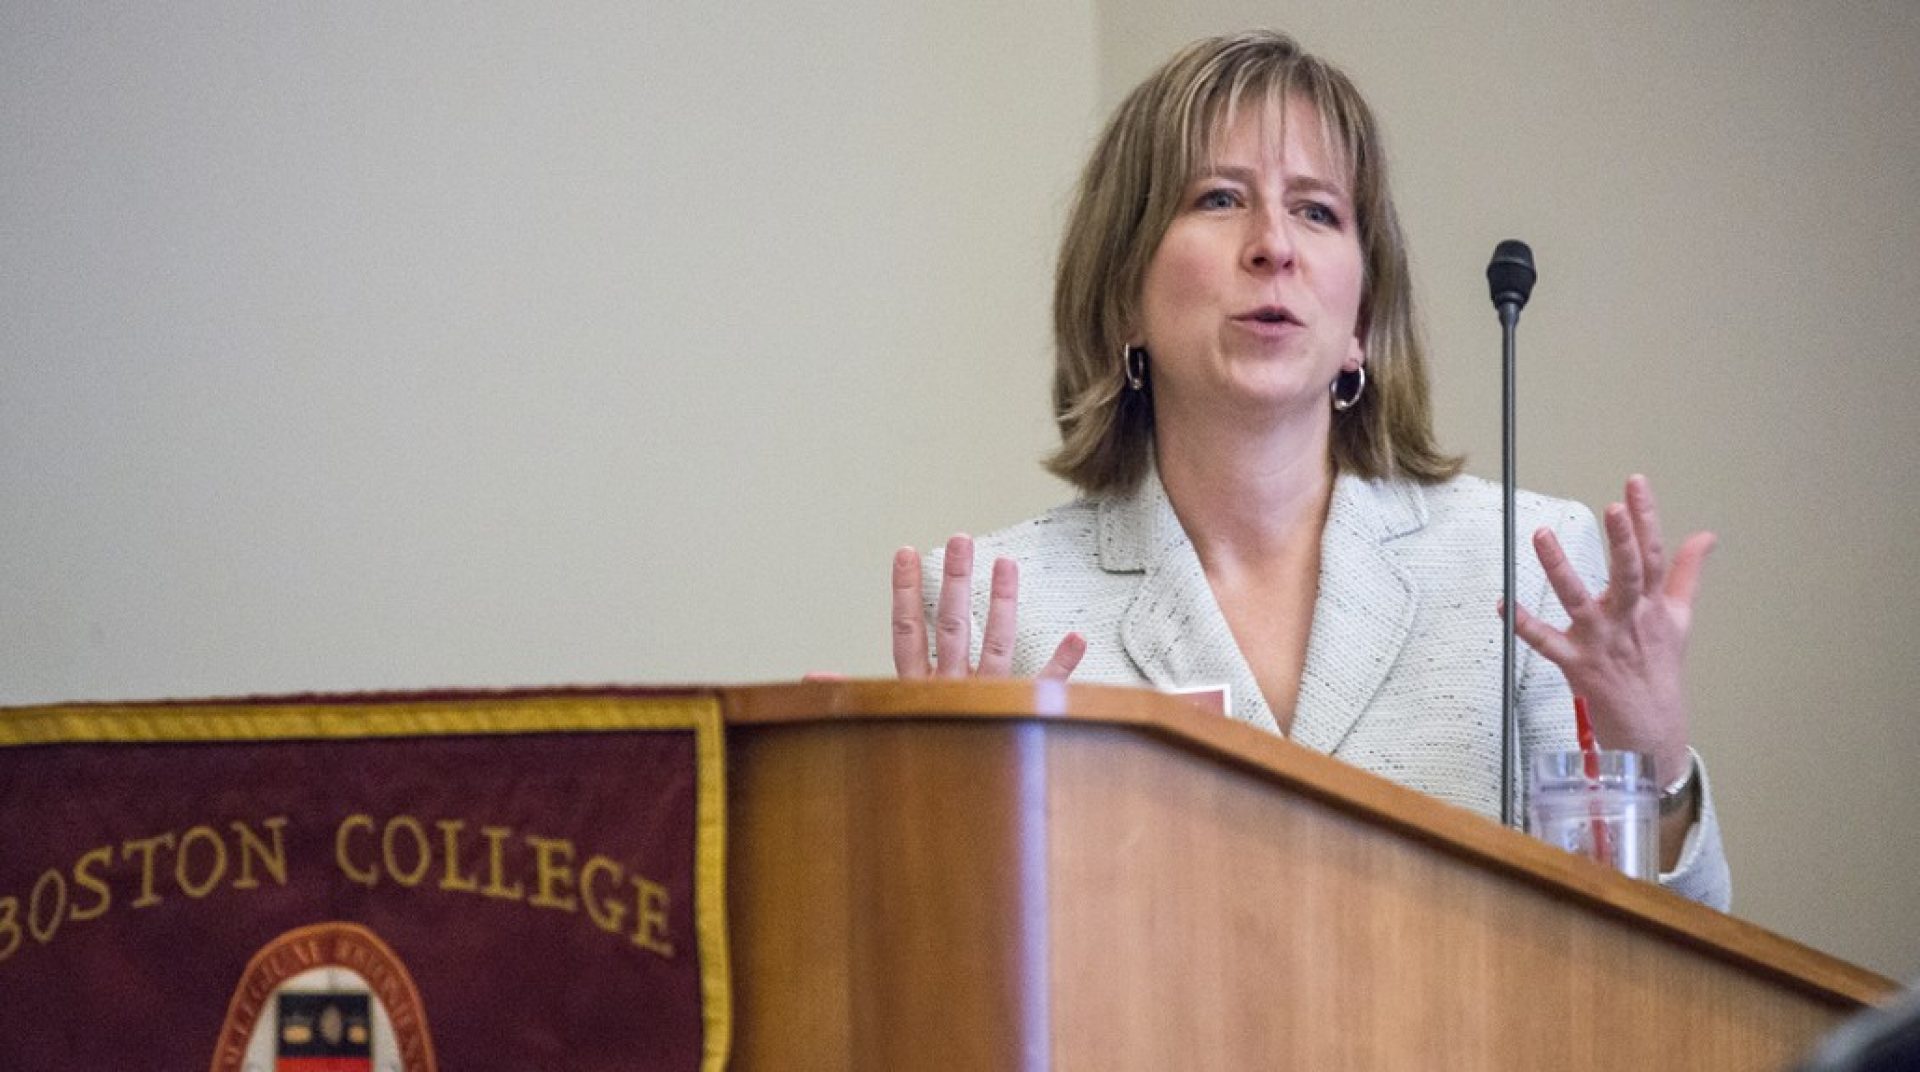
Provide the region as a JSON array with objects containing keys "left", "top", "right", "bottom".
[{"left": 1796, "top": 980, "right": 1920, "bottom": 1072}]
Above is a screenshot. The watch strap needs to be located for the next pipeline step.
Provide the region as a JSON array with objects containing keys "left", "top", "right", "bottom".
[{"left": 1659, "top": 753, "right": 1699, "bottom": 817}]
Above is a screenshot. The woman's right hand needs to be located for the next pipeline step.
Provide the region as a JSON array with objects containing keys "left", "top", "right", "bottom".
[{"left": 892, "top": 534, "right": 1085, "bottom": 679}]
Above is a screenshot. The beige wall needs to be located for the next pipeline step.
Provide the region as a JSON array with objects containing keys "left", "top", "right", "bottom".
[
  {"left": 4, "top": 3, "right": 1915, "bottom": 981},
  {"left": 0, "top": 3, "right": 1095, "bottom": 689}
]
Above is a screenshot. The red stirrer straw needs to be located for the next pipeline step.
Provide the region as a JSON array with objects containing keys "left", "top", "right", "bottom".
[
  {"left": 1572, "top": 696, "right": 1613, "bottom": 860},
  {"left": 1572, "top": 695, "right": 1598, "bottom": 758}
]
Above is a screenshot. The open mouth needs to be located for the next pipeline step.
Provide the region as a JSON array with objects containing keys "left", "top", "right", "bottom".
[{"left": 1237, "top": 306, "right": 1300, "bottom": 326}]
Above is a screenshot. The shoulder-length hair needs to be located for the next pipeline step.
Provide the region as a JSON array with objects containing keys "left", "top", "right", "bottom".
[{"left": 1046, "top": 29, "right": 1462, "bottom": 494}]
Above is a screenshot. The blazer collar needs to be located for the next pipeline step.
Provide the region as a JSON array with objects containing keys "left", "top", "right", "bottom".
[{"left": 1100, "top": 467, "right": 1425, "bottom": 752}]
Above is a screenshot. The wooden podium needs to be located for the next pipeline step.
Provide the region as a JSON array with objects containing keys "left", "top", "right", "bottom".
[{"left": 714, "top": 680, "right": 1893, "bottom": 1071}]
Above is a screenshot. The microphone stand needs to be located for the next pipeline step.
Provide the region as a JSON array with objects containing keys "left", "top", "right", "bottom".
[
  {"left": 1487, "top": 240, "right": 1536, "bottom": 830},
  {"left": 1499, "top": 299, "right": 1519, "bottom": 828}
]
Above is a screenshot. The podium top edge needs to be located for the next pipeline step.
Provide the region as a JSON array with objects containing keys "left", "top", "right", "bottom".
[{"left": 1, "top": 679, "right": 1901, "bottom": 1008}]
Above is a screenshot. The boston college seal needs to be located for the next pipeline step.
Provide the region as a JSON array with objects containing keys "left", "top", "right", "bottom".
[{"left": 209, "top": 922, "right": 436, "bottom": 1072}]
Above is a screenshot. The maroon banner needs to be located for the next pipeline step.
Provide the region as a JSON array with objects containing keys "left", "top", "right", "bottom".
[{"left": 0, "top": 692, "right": 730, "bottom": 1071}]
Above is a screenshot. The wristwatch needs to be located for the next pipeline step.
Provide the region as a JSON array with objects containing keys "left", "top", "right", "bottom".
[{"left": 1659, "top": 754, "right": 1699, "bottom": 818}]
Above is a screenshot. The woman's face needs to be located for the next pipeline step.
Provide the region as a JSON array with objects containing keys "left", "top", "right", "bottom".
[{"left": 1136, "top": 97, "right": 1366, "bottom": 429}]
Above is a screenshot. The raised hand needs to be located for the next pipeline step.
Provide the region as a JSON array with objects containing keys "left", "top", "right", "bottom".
[
  {"left": 891, "top": 534, "right": 1085, "bottom": 680},
  {"left": 1508, "top": 475, "right": 1715, "bottom": 785}
]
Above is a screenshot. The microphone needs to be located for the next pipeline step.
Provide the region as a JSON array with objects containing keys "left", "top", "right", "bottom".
[
  {"left": 1487, "top": 240, "right": 1537, "bottom": 312},
  {"left": 1488, "top": 239, "right": 1535, "bottom": 829}
]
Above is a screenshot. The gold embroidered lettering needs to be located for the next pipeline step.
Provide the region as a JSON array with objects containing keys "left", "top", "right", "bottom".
[
  {"left": 479, "top": 826, "right": 524, "bottom": 901},
  {"left": 174, "top": 825, "right": 228, "bottom": 899},
  {"left": 580, "top": 855, "right": 628, "bottom": 934},
  {"left": 436, "top": 819, "right": 480, "bottom": 893},
  {"left": 0, "top": 897, "right": 19, "bottom": 962},
  {"left": 68, "top": 845, "right": 113, "bottom": 922},
  {"left": 120, "top": 831, "right": 177, "bottom": 908},
  {"left": 335, "top": 814, "right": 378, "bottom": 887},
  {"left": 230, "top": 817, "right": 289, "bottom": 889},
  {"left": 630, "top": 876, "right": 673, "bottom": 957},
  {"left": 27, "top": 869, "right": 66, "bottom": 944},
  {"left": 525, "top": 836, "right": 578, "bottom": 912},
  {"left": 381, "top": 815, "right": 431, "bottom": 888}
]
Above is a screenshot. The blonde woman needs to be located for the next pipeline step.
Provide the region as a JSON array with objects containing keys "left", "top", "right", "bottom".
[{"left": 890, "top": 31, "right": 1728, "bottom": 908}]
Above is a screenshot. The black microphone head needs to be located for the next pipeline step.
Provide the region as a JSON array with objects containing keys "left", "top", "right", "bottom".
[{"left": 1486, "top": 239, "right": 1537, "bottom": 311}]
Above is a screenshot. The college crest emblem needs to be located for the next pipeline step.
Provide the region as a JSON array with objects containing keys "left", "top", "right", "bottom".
[{"left": 210, "top": 922, "right": 435, "bottom": 1072}]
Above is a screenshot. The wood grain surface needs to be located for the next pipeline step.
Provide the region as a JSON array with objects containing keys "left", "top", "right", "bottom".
[{"left": 720, "top": 680, "right": 1895, "bottom": 1070}]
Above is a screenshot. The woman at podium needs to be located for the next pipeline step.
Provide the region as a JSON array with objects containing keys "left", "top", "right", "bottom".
[{"left": 887, "top": 30, "right": 1730, "bottom": 909}]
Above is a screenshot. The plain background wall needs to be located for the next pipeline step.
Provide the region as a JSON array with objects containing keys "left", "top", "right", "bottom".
[
  {"left": 3, "top": 3, "right": 1914, "bottom": 980},
  {"left": 1, "top": 2, "right": 1094, "bottom": 689}
]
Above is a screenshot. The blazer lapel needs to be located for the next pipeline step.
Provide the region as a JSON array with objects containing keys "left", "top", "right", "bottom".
[
  {"left": 1289, "top": 474, "right": 1424, "bottom": 755},
  {"left": 1104, "top": 470, "right": 1279, "bottom": 736}
]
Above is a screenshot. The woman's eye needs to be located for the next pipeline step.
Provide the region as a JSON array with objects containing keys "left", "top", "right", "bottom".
[
  {"left": 1299, "top": 202, "right": 1342, "bottom": 227},
  {"left": 1196, "top": 188, "right": 1241, "bottom": 210}
]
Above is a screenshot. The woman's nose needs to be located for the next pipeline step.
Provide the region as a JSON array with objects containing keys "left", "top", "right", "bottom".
[{"left": 1243, "top": 210, "right": 1296, "bottom": 274}]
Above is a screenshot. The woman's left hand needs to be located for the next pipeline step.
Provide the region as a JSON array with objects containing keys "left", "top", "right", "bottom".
[{"left": 1508, "top": 474, "right": 1716, "bottom": 786}]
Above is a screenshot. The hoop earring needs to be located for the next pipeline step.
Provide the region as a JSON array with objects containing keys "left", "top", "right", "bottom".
[
  {"left": 1331, "top": 366, "right": 1366, "bottom": 411},
  {"left": 1124, "top": 345, "right": 1148, "bottom": 391}
]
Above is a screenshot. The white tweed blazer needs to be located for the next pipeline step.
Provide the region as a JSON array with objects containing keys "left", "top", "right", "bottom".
[{"left": 924, "top": 468, "right": 1732, "bottom": 909}]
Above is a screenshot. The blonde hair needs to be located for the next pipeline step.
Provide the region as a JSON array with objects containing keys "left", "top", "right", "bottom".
[{"left": 1046, "top": 29, "right": 1462, "bottom": 494}]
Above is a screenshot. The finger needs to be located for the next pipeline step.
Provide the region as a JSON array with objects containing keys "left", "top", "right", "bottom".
[
  {"left": 976, "top": 557, "right": 1021, "bottom": 676},
  {"left": 934, "top": 534, "right": 976, "bottom": 677},
  {"left": 891, "top": 547, "right": 931, "bottom": 678},
  {"left": 802, "top": 671, "right": 849, "bottom": 682},
  {"left": 1532, "top": 527, "right": 1602, "bottom": 625},
  {"left": 1665, "top": 531, "right": 1718, "bottom": 606},
  {"left": 1625, "top": 474, "right": 1668, "bottom": 591},
  {"left": 1505, "top": 600, "right": 1580, "bottom": 666},
  {"left": 1036, "top": 632, "right": 1086, "bottom": 680},
  {"left": 1602, "top": 503, "right": 1645, "bottom": 610}
]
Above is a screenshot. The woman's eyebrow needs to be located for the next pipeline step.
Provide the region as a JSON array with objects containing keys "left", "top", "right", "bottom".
[
  {"left": 1190, "top": 166, "right": 1351, "bottom": 201},
  {"left": 1288, "top": 175, "right": 1352, "bottom": 202}
]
